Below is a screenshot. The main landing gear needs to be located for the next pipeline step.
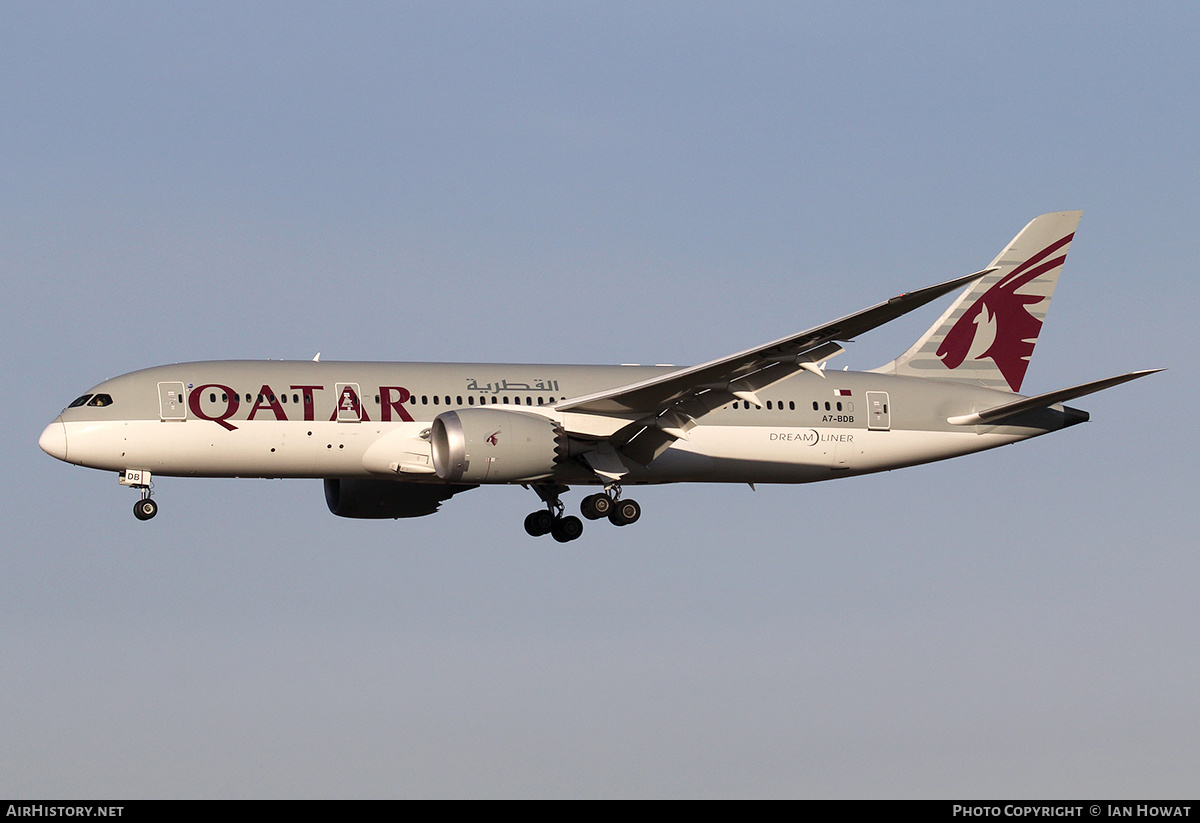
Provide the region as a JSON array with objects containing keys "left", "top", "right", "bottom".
[
  {"left": 524, "top": 485, "right": 641, "bottom": 541},
  {"left": 580, "top": 492, "right": 640, "bottom": 526},
  {"left": 120, "top": 469, "right": 159, "bottom": 521},
  {"left": 523, "top": 484, "right": 584, "bottom": 543}
]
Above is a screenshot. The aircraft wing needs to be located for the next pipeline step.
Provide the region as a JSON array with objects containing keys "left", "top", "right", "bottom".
[{"left": 557, "top": 267, "right": 996, "bottom": 465}]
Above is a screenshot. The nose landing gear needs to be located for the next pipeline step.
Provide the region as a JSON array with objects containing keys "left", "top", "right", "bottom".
[
  {"left": 133, "top": 496, "right": 158, "bottom": 521},
  {"left": 120, "top": 470, "right": 158, "bottom": 521}
]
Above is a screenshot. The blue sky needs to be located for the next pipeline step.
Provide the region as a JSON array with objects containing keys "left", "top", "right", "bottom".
[{"left": 3, "top": 2, "right": 1198, "bottom": 797}]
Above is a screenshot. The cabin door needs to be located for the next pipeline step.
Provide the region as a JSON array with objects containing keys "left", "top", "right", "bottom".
[
  {"left": 158, "top": 382, "right": 187, "bottom": 421},
  {"left": 867, "top": 391, "right": 891, "bottom": 430},
  {"left": 335, "top": 383, "right": 363, "bottom": 422}
]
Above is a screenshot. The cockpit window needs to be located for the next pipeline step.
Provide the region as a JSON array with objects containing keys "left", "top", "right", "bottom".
[
  {"left": 87, "top": 394, "right": 113, "bottom": 407},
  {"left": 68, "top": 395, "right": 93, "bottom": 408}
]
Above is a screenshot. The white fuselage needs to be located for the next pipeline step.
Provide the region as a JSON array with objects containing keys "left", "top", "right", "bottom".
[{"left": 40, "top": 359, "right": 1068, "bottom": 487}]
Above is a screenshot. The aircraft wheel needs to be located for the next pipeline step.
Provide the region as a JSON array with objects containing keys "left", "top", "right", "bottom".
[
  {"left": 133, "top": 498, "right": 158, "bottom": 521},
  {"left": 580, "top": 493, "right": 612, "bottom": 520},
  {"left": 551, "top": 515, "right": 584, "bottom": 543},
  {"left": 524, "top": 510, "right": 554, "bottom": 537},
  {"left": 608, "top": 498, "right": 641, "bottom": 527}
]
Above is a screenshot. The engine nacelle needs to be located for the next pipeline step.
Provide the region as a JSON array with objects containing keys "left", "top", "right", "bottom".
[
  {"left": 323, "top": 478, "right": 472, "bottom": 519},
  {"left": 430, "top": 408, "right": 564, "bottom": 483}
]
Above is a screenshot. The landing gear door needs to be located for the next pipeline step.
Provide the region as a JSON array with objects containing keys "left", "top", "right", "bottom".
[
  {"left": 867, "top": 391, "right": 890, "bottom": 431},
  {"left": 158, "top": 382, "right": 187, "bottom": 421},
  {"left": 335, "top": 383, "right": 363, "bottom": 422}
]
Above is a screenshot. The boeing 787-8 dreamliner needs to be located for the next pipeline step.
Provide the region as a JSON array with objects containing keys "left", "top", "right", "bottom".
[{"left": 40, "top": 212, "right": 1158, "bottom": 542}]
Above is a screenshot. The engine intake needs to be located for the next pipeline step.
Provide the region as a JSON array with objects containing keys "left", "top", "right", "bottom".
[{"left": 430, "top": 408, "right": 564, "bottom": 483}]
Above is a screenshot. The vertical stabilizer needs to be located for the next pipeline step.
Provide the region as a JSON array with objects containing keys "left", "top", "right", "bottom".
[{"left": 875, "top": 211, "right": 1082, "bottom": 392}]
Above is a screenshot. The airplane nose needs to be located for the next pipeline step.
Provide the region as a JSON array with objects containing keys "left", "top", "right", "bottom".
[{"left": 39, "top": 419, "right": 68, "bottom": 461}]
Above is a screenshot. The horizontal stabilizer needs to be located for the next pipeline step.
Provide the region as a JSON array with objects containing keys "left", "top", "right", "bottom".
[{"left": 947, "top": 369, "right": 1163, "bottom": 426}]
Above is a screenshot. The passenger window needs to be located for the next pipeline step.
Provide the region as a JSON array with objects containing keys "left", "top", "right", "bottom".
[{"left": 789, "top": 401, "right": 795, "bottom": 410}]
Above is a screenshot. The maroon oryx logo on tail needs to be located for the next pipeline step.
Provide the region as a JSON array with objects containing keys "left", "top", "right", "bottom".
[{"left": 936, "top": 233, "right": 1074, "bottom": 392}]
